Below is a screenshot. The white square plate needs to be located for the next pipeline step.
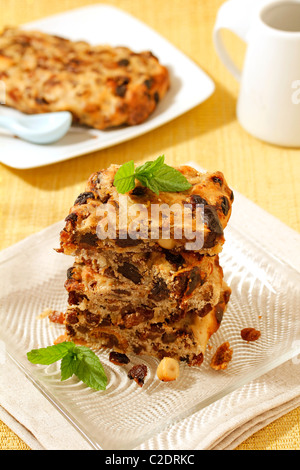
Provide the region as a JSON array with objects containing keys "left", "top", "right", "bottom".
[{"left": 0, "top": 4, "right": 215, "bottom": 169}]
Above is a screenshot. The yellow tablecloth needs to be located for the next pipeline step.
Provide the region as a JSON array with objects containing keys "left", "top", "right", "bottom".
[{"left": 0, "top": 0, "right": 299, "bottom": 450}]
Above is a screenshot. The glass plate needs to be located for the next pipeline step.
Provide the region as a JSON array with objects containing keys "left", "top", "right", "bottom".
[{"left": 1, "top": 204, "right": 300, "bottom": 450}]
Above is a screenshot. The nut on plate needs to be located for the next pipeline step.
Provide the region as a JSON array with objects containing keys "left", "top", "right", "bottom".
[{"left": 157, "top": 357, "right": 180, "bottom": 382}]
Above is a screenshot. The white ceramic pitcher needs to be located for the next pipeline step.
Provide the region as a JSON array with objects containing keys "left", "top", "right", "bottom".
[{"left": 214, "top": 0, "right": 300, "bottom": 147}]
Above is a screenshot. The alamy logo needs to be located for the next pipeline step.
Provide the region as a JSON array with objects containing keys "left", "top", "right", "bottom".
[
  {"left": 95, "top": 195, "right": 205, "bottom": 251},
  {"left": 0, "top": 81, "right": 5, "bottom": 104}
]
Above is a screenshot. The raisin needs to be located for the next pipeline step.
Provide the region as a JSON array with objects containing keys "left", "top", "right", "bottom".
[
  {"left": 122, "top": 306, "right": 154, "bottom": 328},
  {"left": 103, "top": 267, "right": 116, "bottom": 278},
  {"left": 130, "top": 186, "right": 147, "bottom": 196},
  {"left": 116, "top": 84, "right": 127, "bottom": 97},
  {"left": 221, "top": 196, "right": 230, "bottom": 216},
  {"left": 203, "top": 231, "right": 218, "bottom": 248},
  {"left": 164, "top": 250, "right": 185, "bottom": 269},
  {"left": 65, "top": 212, "right": 78, "bottom": 223},
  {"left": 174, "top": 267, "right": 204, "bottom": 297},
  {"left": 118, "top": 58, "right": 130, "bottom": 66},
  {"left": 35, "top": 97, "right": 49, "bottom": 105},
  {"left": 84, "top": 312, "right": 100, "bottom": 325},
  {"left": 156, "top": 350, "right": 172, "bottom": 360},
  {"left": 154, "top": 91, "right": 160, "bottom": 103},
  {"left": 115, "top": 238, "right": 142, "bottom": 247},
  {"left": 196, "top": 303, "right": 212, "bottom": 318},
  {"left": 189, "top": 353, "right": 204, "bottom": 367},
  {"left": 185, "top": 266, "right": 203, "bottom": 296},
  {"left": 144, "top": 78, "right": 153, "bottom": 89},
  {"left": 107, "top": 336, "right": 119, "bottom": 348},
  {"left": 150, "top": 323, "right": 164, "bottom": 333},
  {"left": 132, "top": 344, "right": 143, "bottom": 355},
  {"left": 215, "top": 304, "right": 224, "bottom": 323},
  {"left": 117, "top": 262, "right": 142, "bottom": 284},
  {"left": 68, "top": 291, "right": 87, "bottom": 306},
  {"left": 80, "top": 233, "right": 98, "bottom": 246},
  {"left": 77, "top": 325, "right": 89, "bottom": 334},
  {"left": 149, "top": 278, "right": 169, "bottom": 301},
  {"left": 99, "top": 316, "right": 112, "bottom": 327},
  {"left": 168, "top": 310, "right": 185, "bottom": 323},
  {"left": 230, "top": 190, "right": 234, "bottom": 201},
  {"left": 128, "top": 364, "right": 147, "bottom": 386},
  {"left": 174, "top": 271, "right": 189, "bottom": 297},
  {"left": 67, "top": 267, "right": 74, "bottom": 279},
  {"left": 162, "top": 332, "right": 177, "bottom": 344},
  {"left": 68, "top": 291, "right": 79, "bottom": 305},
  {"left": 66, "top": 310, "right": 79, "bottom": 324},
  {"left": 190, "top": 194, "right": 208, "bottom": 206},
  {"left": 74, "top": 191, "right": 95, "bottom": 205},
  {"left": 96, "top": 332, "right": 119, "bottom": 348},
  {"left": 66, "top": 325, "right": 75, "bottom": 336},
  {"left": 223, "top": 288, "right": 231, "bottom": 304},
  {"left": 241, "top": 328, "right": 261, "bottom": 342},
  {"left": 204, "top": 205, "right": 223, "bottom": 235},
  {"left": 212, "top": 176, "right": 223, "bottom": 186},
  {"left": 109, "top": 351, "right": 130, "bottom": 365}
]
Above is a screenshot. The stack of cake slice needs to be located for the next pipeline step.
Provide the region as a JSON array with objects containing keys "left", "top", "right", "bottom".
[{"left": 57, "top": 164, "right": 233, "bottom": 368}]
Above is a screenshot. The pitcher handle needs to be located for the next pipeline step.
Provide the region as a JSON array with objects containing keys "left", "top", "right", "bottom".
[{"left": 213, "top": 0, "right": 257, "bottom": 81}]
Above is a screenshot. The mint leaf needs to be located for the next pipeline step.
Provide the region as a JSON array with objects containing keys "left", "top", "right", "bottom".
[
  {"left": 113, "top": 160, "right": 135, "bottom": 194},
  {"left": 27, "top": 342, "right": 74, "bottom": 365},
  {"left": 60, "top": 353, "right": 77, "bottom": 381},
  {"left": 27, "top": 342, "right": 107, "bottom": 391},
  {"left": 73, "top": 345, "right": 108, "bottom": 391},
  {"left": 139, "top": 175, "right": 160, "bottom": 194},
  {"left": 113, "top": 156, "right": 192, "bottom": 195},
  {"left": 151, "top": 164, "right": 192, "bottom": 192},
  {"left": 135, "top": 155, "right": 165, "bottom": 177}
]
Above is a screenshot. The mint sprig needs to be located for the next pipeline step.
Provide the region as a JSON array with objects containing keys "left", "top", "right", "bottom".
[
  {"left": 27, "top": 342, "right": 107, "bottom": 391},
  {"left": 113, "top": 155, "right": 192, "bottom": 195}
]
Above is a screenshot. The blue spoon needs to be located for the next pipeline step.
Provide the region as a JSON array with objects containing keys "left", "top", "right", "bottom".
[{"left": 0, "top": 111, "right": 72, "bottom": 144}]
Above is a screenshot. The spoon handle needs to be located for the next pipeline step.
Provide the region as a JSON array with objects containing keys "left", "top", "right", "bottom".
[{"left": 0, "top": 115, "right": 15, "bottom": 131}]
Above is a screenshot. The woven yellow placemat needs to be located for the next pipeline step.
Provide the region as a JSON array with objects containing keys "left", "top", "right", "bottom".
[
  {"left": 0, "top": 421, "right": 30, "bottom": 450},
  {"left": 0, "top": 0, "right": 299, "bottom": 450}
]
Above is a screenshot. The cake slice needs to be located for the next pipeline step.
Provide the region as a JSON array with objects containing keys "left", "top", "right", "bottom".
[
  {"left": 63, "top": 282, "right": 231, "bottom": 366},
  {"left": 58, "top": 164, "right": 233, "bottom": 257},
  {"left": 64, "top": 253, "right": 225, "bottom": 326}
]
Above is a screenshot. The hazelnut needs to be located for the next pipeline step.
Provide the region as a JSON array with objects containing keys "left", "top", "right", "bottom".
[
  {"left": 157, "top": 357, "right": 180, "bottom": 382},
  {"left": 157, "top": 238, "right": 176, "bottom": 250}
]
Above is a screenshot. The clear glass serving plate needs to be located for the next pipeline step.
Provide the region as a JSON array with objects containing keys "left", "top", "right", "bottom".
[{"left": 1, "top": 198, "right": 300, "bottom": 450}]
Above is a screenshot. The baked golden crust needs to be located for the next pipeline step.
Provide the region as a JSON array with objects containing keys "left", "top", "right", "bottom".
[{"left": 0, "top": 27, "right": 170, "bottom": 129}]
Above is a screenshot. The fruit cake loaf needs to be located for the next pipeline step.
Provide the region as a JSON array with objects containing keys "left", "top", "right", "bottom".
[{"left": 0, "top": 27, "right": 170, "bottom": 129}]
